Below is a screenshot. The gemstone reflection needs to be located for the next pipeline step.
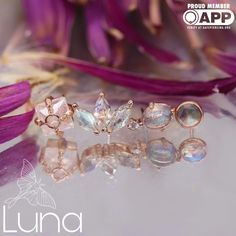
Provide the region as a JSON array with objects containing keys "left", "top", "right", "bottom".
[
  {"left": 146, "top": 138, "right": 177, "bottom": 167},
  {"left": 179, "top": 138, "right": 207, "bottom": 162}
]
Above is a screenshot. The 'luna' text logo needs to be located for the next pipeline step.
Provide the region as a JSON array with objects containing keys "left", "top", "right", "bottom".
[
  {"left": 2, "top": 159, "right": 83, "bottom": 234},
  {"left": 2, "top": 205, "right": 82, "bottom": 233}
]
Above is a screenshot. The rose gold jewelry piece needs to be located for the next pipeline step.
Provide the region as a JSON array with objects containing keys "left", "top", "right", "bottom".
[
  {"left": 79, "top": 142, "right": 142, "bottom": 177},
  {"left": 128, "top": 102, "right": 173, "bottom": 131},
  {"left": 174, "top": 101, "right": 207, "bottom": 162},
  {"left": 35, "top": 96, "right": 74, "bottom": 136},
  {"left": 40, "top": 138, "right": 79, "bottom": 182},
  {"left": 73, "top": 92, "right": 133, "bottom": 143}
]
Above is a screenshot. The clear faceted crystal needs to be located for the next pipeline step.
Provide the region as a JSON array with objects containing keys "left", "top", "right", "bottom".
[
  {"left": 143, "top": 103, "right": 172, "bottom": 129},
  {"left": 80, "top": 144, "right": 102, "bottom": 173},
  {"left": 175, "top": 102, "right": 202, "bottom": 128},
  {"left": 75, "top": 108, "right": 98, "bottom": 131},
  {"left": 94, "top": 94, "right": 111, "bottom": 120},
  {"left": 35, "top": 97, "right": 74, "bottom": 135},
  {"left": 146, "top": 138, "right": 177, "bottom": 167},
  {"left": 107, "top": 103, "right": 132, "bottom": 132},
  {"left": 179, "top": 138, "right": 207, "bottom": 162},
  {"left": 100, "top": 158, "right": 118, "bottom": 177}
]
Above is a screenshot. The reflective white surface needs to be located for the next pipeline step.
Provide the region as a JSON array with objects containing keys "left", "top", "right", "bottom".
[{"left": 0, "top": 113, "right": 235, "bottom": 236}]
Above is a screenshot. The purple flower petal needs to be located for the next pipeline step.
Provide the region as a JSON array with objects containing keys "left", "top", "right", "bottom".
[
  {"left": 0, "top": 138, "right": 38, "bottom": 187},
  {"left": 0, "top": 81, "right": 31, "bottom": 117},
  {"left": 85, "top": 1, "right": 112, "bottom": 63},
  {"left": 0, "top": 110, "right": 34, "bottom": 144},
  {"left": 206, "top": 48, "right": 236, "bottom": 76},
  {"left": 103, "top": 0, "right": 180, "bottom": 63},
  {"left": 22, "top": 0, "right": 75, "bottom": 54},
  {"left": 119, "top": 0, "right": 137, "bottom": 11},
  {"left": 138, "top": 0, "right": 162, "bottom": 31},
  {"left": 45, "top": 56, "right": 236, "bottom": 96}
]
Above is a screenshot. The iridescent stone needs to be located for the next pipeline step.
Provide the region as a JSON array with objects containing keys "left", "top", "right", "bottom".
[
  {"left": 143, "top": 103, "right": 172, "bottom": 129},
  {"left": 107, "top": 102, "right": 132, "bottom": 132},
  {"left": 35, "top": 97, "right": 74, "bottom": 135},
  {"left": 179, "top": 138, "right": 207, "bottom": 162},
  {"left": 75, "top": 108, "right": 98, "bottom": 132},
  {"left": 146, "top": 138, "right": 177, "bottom": 167},
  {"left": 40, "top": 138, "right": 79, "bottom": 182},
  {"left": 175, "top": 102, "right": 203, "bottom": 128},
  {"left": 94, "top": 93, "right": 111, "bottom": 120}
]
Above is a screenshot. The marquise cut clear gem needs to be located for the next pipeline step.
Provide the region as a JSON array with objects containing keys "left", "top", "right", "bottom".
[
  {"left": 107, "top": 103, "right": 132, "bottom": 132},
  {"left": 75, "top": 108, "right": 98, "bottom": 131},
  {"left": 94, "top": 94, "right": 111, "bottom": 120}
]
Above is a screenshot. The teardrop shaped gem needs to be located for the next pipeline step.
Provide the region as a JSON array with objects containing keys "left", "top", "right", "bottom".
[
  {"left": 107, "top": 101, "right": 133, "bottom": 132},
  {"left": 94, "top": 93, "right": 111, "bottom": 120},
  {"left": 75, "top": 108, "right": 98, "bottom": 132}
]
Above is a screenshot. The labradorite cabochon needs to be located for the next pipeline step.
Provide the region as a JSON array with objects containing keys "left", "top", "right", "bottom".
[
  {"left": 175, "top": 102, "right": 203, "bottom": 128},
  {"left": 143, "top": 103, "right": 172, "bottom": 129}
]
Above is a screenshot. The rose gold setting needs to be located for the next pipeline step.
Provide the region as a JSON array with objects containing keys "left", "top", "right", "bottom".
[
  {"left": 35, "top": 96, "right": 75, "bottom": 136},
  {"left": 174, "top": 101, "right": 203, "bottom": 128},
  {"left": 40, "top": 138, "right": 79, "bottom": 182},
  {"left": 79, "top": 142, "right": 142, "bottom": 175}
]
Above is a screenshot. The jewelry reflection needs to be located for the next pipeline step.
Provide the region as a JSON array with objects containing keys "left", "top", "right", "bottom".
[
  {"left": 40, "top": 138, "right": 79, "bottom": 182},
  {"left": 146, "top": 138, "right": 178, "bottom": 167},
  {"left": 79, "top": 142, "right": 144, "bottom": 178}
]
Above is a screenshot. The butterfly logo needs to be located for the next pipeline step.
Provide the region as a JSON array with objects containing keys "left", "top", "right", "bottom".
[{"left": 4, "top": 159, "right": 56, "bottom": 209}]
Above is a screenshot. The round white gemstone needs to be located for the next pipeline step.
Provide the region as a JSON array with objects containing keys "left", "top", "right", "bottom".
[
  {"left": 175, "top": 102, "right": 203, "bottom": 128},
  {"left": 146, "top": 138, "right": 177, "bottom": 167},
  {"left": 52, "top": 168, "right": 68, "bottom": 182},
  {"left": 143, "top": 103, "right": 172, "bottom": 129},
  {"left": 45, "top": 115, "right": 60, "bottom": 129},
  {"left": 179, "top": 138, "right": 207, "bottom": 162}
]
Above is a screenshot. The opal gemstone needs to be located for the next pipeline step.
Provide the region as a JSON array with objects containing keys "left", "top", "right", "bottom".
[
  {"left": 175, "top": 102, "right": 202, "bottom": 128},
  {"left": 146, "top": 138, "right": 177, "bottom": 167},
  {"left": 143, "top": 103, "right": 172, "bottom": 129},
  {"left": 179, "top": 138, "right": 207, "bottom": 162}
]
